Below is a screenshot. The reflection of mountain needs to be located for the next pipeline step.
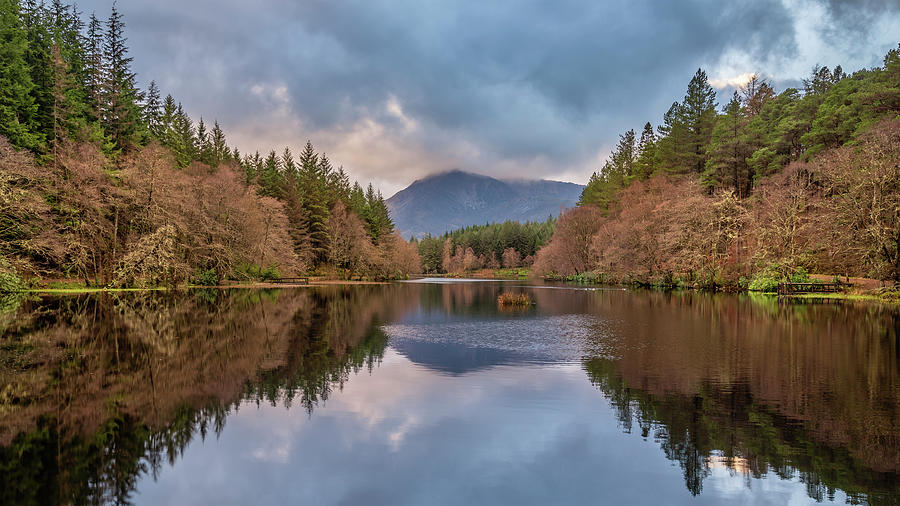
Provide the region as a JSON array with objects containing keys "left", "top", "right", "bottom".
[
  {"left": 390, "top": 339, "right": 525, "bottom": 375},
  {"left": 384, "top": 311, "right": 602, "bottom": 375}
]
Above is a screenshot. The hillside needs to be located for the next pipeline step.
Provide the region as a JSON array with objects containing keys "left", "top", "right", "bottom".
[{"left": 386, "top": 170, "right": 583, "bottom": 238}]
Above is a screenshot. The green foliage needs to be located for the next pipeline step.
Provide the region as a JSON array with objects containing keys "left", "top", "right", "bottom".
[
  {"left": 580, "top": 44, "right": 900, "bottom": 207},
  {"left": 0, "top": 257, "right": 26, "bottom": 292},
  {"left": 566, "top": 271, "right": 602, "bottom": 284},
  {"left": 0, "top": 0, "right": 43, "bottom": 151},
  {"left": 748, "top": 263, "right": 810, "bottom": 292},
  {"left": 192, "top": 267, "right": 219, "bottom": 287},
  {"left": 417, "top": 218, "right": 554, "bottom": 273},
  {"left": 231, "top": 263, "right": 281, "bottom": 282}
]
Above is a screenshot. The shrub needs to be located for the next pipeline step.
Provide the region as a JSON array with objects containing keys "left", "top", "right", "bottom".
[
  {"left": 497, "top": 292, "right": 532, "bottom": 306},
  {"left": 748, "top": 263, "right": 811, "bottom": 292},
  {"left": 231, "top": 263, "right": 281, "bottom": 282},
  {"left": 0, "top": 258, "right": 25, "bottom": 293},
  {"left": 193, "top": 268, "right": 220, "bottom": 286}
]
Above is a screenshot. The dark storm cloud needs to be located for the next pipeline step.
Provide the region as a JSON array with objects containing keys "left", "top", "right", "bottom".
[{"left": 74, "top": 0, "right": 900, "bottom": 192}]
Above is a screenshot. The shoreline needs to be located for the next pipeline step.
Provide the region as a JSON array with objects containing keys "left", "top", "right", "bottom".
[{"left": 5, "top": 276, "right": 897, "bottom": 305}]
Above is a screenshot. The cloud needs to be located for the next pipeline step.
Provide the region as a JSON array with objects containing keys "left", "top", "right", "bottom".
[
  {"left": 75, "top": 0, "right": 900, "bottom": 195},
  {"left": 709, "top": 72, "right": 757, "bottom": 90}
]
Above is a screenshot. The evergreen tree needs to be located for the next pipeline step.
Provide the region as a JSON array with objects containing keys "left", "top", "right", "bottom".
[
  {"left": 656, "top": 101, "right": 686, "bottom": 172},
  {"left": 280, "top": 146, "right": 296, "bottom": 180},
  {"left": 612, "top": 128, "right": 636, "bottom": 179},
  {"left": 363, "top": 183, "right": 393, "bottom": 241},
  {"left": 172, "top": 103, "right": 195, "bottom": 167},
  {"left": 84, "top": 11, "right": 102, "bottom": 117},
  {"left": 681, "top": 68, "right": 718, "bottom": 173},
  {"left": 296, "top": 140, "right": 330, "bottom": 261},
  {"left": 258, "top": 150, "right": 281, "bottom": 196},
  {"left": 159, "top": 93, "right": 177, "bottom": 147},
  {"left": 0, "top": 0, "right": 43, "bottom": 150},
  {"left": 22, "top": 0, "right": 53, "bottom": 151},
  {"left": 210, "top": 120, "right": 226, "bottom": 167},
  {"left": 634, "top": 122, "right": 657, "bottom": 178},
  {"left": 703, "top": 92, "right": 750, "bottom": 195},
  {"left": 101, "top": 4, "right": 142, "bottom": 151},
  {"left": 143, "top": 80, "right": 162, "bottom": 137},
  {"left": 196, "top": 117, "right": 209, "bottom": 164}
]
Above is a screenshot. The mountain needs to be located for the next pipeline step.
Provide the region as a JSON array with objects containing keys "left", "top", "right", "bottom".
[{"left": 386, "top": 170, "right": 584, "bottom": 238}]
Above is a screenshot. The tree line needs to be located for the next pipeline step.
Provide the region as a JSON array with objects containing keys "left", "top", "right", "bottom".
[
  {"left": 538, "top": 45, "right": 900, "bottom": 287},
  {"left": 0, "top": 0, "right": 420, "bottom": 286},
  {"left": 414, "top": 218, "right": 555, "bottom": 273}
]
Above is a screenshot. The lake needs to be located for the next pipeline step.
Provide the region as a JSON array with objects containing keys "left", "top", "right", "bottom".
[{"left": 1, "top": 280, "right": 898, "bottom": 505}]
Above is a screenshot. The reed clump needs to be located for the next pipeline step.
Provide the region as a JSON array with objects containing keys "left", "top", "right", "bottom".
[{"left": 497, "top": 292, "right": 532, "bottom": 307}]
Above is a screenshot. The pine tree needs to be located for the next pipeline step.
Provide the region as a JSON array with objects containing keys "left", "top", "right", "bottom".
[
  {"left": 196, "top": 117, "right": 209, "bottom": 164},
  {"left": 101, "top": 4, "right": 142, "bottom": 151},
  {"left": 364, "top": 184, "right": 393, "bottom": 241},
  {"left": 85, "top": 12, "right": 102, "bottom": 117},
  {"left": 681, "top": 68, "right": 718, "bottom": 173},
  {"left": 143, "top": 80, "right": 162, "bottom": 137},
  {"left": 348, "top": 181, "right": 367, "bottom": 217},
  {"left": 296, "top": 141, "right": 330, "bottom": 262},
  {"left": 280, "top": 146, "right": 296, "bottom": 180},
  {"left": 172, "top": 103, "right": 195, "bottom": 167},
  {"left": 259, "top": 150, "right": 281, "bottom": 196},
  {"left": 0, "top": 0, "right": 43, "bottom": 150},
  {"left": 49, "top": 1, "right": 89, "bottom": 134},
  {"left": 612, "top": 128, "right": 636, "bottom": 179},
  {"left": 634, "top": 122, "right": 657, "bottom": 178},
  {"left": 703, "top": 92, "right": 750, "bottom": 195},
  {"left": 22, "top": 0, "right": 53, "bottom": 151},
  {"left": 656, "top": 101, "right": 686, "bottom": 172},
  {"left": 210, "top": 120, "right": 226, "bottom": 167}
]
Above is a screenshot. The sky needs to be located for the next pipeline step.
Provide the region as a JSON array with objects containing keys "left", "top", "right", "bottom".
[{"left": 75, "top": 0, "right": 900, "bottom": 197}]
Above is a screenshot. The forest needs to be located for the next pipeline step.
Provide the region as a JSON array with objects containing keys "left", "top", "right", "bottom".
[
  {"left": 536, "top": 46, "right": 900, "bottom": 289},
  {"left": 414, "top": 218, "right": 554, "bottom": 274},
  {"left": 0, "top": 0, "right": 420, "bottom": 287}
]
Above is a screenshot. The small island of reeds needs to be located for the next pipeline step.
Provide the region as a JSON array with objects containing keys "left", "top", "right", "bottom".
[{"left": 497, "top": 292, "right": 533, "bottom": 307}]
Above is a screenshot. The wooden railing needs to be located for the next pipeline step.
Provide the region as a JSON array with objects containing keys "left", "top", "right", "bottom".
[{"left": 777, "top": 282, "right": 849, "bottom": 295}]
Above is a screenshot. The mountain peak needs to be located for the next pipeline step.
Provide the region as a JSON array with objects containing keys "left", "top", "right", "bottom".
[{"left": 386, "top": 172, "right": 583, "bottom": 238}]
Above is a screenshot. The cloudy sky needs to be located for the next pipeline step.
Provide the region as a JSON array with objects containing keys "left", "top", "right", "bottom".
[{"left": 77, "top": 0, "right": 899, "bottom": 196}]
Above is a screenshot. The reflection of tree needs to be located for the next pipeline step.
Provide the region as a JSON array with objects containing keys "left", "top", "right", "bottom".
[
  {"left": 584, "top": 357, "right": 900, "bottom": 504},
  {"left": 0, "top": 286, "right": 405, "bottom": 505}
]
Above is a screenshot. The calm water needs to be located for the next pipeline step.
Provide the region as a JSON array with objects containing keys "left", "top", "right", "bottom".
[{"left": 1, "top": 281, "right": 898, "bottom": 505}]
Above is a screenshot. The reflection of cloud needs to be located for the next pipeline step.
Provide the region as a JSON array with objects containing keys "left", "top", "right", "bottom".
[{"left": 134, "top": 348, "right": 847, "bottom": 505}]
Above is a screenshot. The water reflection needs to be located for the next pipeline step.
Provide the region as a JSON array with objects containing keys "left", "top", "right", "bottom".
[{"left": 0, "top": 283, "right": 897, "bottom": 505}]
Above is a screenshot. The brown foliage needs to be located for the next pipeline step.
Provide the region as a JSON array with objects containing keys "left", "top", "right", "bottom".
[
  {"left": 2, "top": 137, "right": 301, "bottom": 285},
  {"left": 122, "top": 143, "right": 300, "bottom": 280},
  {"left": 327, "top": 200, "right": 376, "bottom": 278},
  {"left": 374, "top": 232, "right": 423, "bottom": 278},
  {"left": 811, "top": 119, "right": 900, "bottom": 282},
  {"left": 501, "top": 247, "right": 521, "bottom": 268},
  {"left": 533, "top": 205, "right": 605, "bottom": 275},
  {"left": 535, "top": 121, "right": 900, "bottom": 284},
  {"left": 327, "top": 201, "right": 421, "bottom": 279}
]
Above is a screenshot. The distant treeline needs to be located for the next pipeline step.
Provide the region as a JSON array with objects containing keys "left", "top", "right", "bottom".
[
  {"left": 414, "top": 218, "right": 555, "bottom": 273},
  {"left": 0, "top": 0, "right": 420, "bottom": 286},
  {"left": 536, "top": 45, "right": 900, "bottom": 287}
]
